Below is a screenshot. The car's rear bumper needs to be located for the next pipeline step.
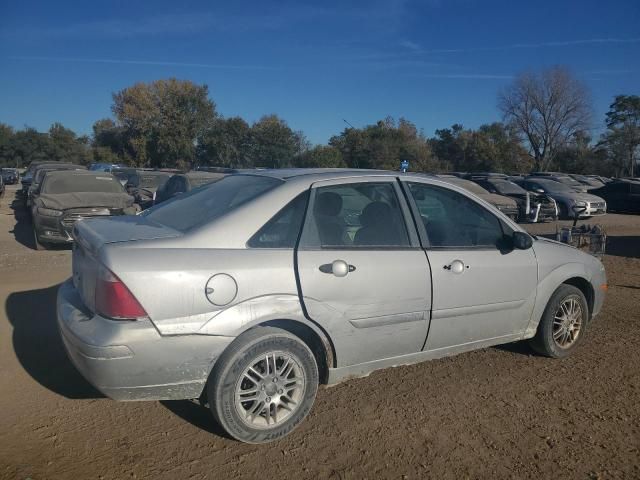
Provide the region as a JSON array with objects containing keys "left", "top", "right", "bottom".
[{"left": 57, "top": 279, "right": 234, "bottom": 401}]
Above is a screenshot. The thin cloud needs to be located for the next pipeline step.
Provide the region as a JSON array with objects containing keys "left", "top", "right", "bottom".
[
  {"left": 419, "top": 73, "right": 514, "bottom": 80},
  {"left": 422, "top": 37, "right": 640, "bottom": 53},
  {"left": 8, "top": 56, "right": 274, "bottom": 70}
]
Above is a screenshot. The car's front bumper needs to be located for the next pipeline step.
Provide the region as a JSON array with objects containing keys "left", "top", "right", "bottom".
[{"left": 57, "top": 279, "right": 234, "bottom": 401}]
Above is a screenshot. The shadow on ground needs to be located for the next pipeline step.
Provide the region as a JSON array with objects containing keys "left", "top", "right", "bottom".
[
  {"left": 5, "top": 283, "right": 102, "bottom": 399},
  {"left": 160, "top": 400, "right": 232, "bottom": 439},
  {"left": 8, "top": 192, "right": 70, "bottom": 251},
  {"left": 8, "top": 192, "right": 37, "bottom": 250},
  {"left": 606, "top": 236, "right": 640, "bottom": 259}
]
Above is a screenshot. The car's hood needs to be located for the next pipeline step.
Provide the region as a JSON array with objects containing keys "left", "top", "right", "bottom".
[
  {"left": 37, "top": 192, "right": 134, "bottom": 210},
  {"left": 480, "top": 193, "right": 518, "bottom": 207},
  {"left": 546, "top": 192, "right": 605, "bottom": 203}
]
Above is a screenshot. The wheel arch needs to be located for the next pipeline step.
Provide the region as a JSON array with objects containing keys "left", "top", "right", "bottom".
[
  {"left": 524, "top": 263, "right": 594, "bottom": 338},
  {"left": 562, "top": 276, "right": 595, "bottom": 318},
  {"left": 256, "top": 319, "right": 335, "bottom": 384}
]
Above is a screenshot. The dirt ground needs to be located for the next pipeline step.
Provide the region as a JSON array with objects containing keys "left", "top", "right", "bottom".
[{"left": 1, "top": 183, "right": 639, "bottom": 480}]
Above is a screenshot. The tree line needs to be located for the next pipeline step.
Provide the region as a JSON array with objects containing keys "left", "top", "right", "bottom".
[{"left": 1, "top": 68, "right": 638, "bottom": 176}]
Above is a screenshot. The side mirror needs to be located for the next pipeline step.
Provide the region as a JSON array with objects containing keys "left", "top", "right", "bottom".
[{"left": 512, "top": 231, "right": 533, "bottom": 250}]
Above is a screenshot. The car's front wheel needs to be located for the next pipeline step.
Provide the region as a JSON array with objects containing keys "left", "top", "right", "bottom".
[
  {"left": 530, "top": 284, "right": 589, "bottom": 358},
  {"left": 207, "top": 326, "right": 319, "bottom": 444}
]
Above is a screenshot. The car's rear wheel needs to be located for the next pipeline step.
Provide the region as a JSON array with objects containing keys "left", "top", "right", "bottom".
[
  {"left": 207, "top": 326, "right": 319, "bottom": 444},
  {"left": 530, "top": 284, "right": 589, "bottom": 358}
]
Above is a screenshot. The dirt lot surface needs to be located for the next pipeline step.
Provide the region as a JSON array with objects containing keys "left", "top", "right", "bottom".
[{"left": 1, "top": 184, "right": 639, "bottom": 480}]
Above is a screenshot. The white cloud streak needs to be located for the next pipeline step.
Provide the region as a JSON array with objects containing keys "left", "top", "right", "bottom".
[{"left": 8, "top": 56, "right": 274, "bottom": 70}]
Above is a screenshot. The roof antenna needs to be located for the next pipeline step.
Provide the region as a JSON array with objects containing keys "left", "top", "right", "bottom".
[{"left": 342, "top": 119, "right": 359, "bottom": 169}]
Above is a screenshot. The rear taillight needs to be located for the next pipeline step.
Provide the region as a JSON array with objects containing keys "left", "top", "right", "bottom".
[{"left": 95, "top": 264, "right": 147, "bottom": 320}]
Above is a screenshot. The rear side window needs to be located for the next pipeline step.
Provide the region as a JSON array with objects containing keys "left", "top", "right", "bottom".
[
  {"left": 407, "top": 182, "right": 505, "bottom": 248},
  {"left": 143, "top": 175, "right": 282, "bottom": 232},
  {"left": 248, "top": 192, "right": 309, "bottom": 248}
]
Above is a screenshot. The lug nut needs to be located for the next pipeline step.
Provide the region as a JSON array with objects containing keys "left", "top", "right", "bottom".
[
  {"left": 266, "top": 397, "right": 271, "bottom": 403},
  {"left": 278, "top": 389, "right": 283, "bottom": 394}
]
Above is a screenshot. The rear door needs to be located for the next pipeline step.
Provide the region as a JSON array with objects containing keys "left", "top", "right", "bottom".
[
  {"left": 402, "top": 180, "right": 538, "bottom": 350},
  {"left": 296, "top": 177, "right": 431, "bottom": 367}
]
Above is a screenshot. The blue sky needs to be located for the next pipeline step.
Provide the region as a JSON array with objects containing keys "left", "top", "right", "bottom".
[{"left": 1, "top": 0, "right": 639, "bottom": 144}]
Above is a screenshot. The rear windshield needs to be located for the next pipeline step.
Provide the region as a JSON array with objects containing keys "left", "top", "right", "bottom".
[
  {"left": 143, "top": 175, "right": 282, "bottom": 232},
  {"left": 42, "top": 174, "right": 125, "bottom": 194}
]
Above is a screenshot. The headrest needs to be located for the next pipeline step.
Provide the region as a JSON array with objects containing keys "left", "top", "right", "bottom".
[{"left": 315, "top": 192, "right": 343, "bottom": 217}]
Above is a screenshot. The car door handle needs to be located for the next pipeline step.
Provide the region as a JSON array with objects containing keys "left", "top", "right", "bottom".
[
  {"left": 319, "top": 260, "right": 356, "bottom": 277},
  {"left": 443, "top": 259, "right": 467, "bottom": 274}
]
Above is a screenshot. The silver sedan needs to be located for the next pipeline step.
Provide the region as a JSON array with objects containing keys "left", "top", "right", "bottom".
[{"left": 57, "top": 169, "right": 607, "bottom": 443}]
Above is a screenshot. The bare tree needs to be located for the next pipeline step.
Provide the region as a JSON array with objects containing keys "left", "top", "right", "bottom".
[{"left": 498, "top": 66, "right": 592, "bottom": 171}]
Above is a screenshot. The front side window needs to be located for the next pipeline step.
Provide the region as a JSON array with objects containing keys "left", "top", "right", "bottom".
[
  {"left": 407, "top": 182, "right": 505, "bottom": 248},
  {"left": 303, "top": 182, "right": 410, "bottom": 248}
]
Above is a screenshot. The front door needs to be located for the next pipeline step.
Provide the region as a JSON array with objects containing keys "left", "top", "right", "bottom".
[
  {"left": 403, "top": 180, "right": 538, "bottom": 351},
  {"left": 296, "top": 178, "right": 432, "bottom": 367}
]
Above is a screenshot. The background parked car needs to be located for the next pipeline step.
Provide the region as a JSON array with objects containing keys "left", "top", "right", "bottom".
[
  {"left": 111, "top": 167, "right": 138, "bottom": 186},
  {"left": 435, "top": 175, "right": 520, "bottom": 220},
  {"left": 470, "top": 176, "right": 557, "bottom": 222},
  {"left": 27, "top": 163, "right": 86, "bottom": 209},
  {"left": 31, "top": 170, "right": 135, "bottom": 249},
  {"left": 154, "top": 171, "right": 227, "bottom": 204},
  {"left": 88, "top": 162, "right": 124, "bottom": 172},
  {"left": 1, "top": 168, "right": 19, "bottom": 185},
  {"left": 21, "top": 161, "right": 70, "bottom": 197},
  {"left": 513, "top": 177, "right": 606, "bottom": 219},
  {"left": 529, "top": 172, "right": 588, "bottom": 192},
  {"left": 124, "top": 170, "right": 172, "bottom": 209},
  {"left": 0, "top": 174, "right": 4, "bottom": 201},
  {"left": 590, "top": 179, "right": 640, "bottom": 213},
  {"left": 568, "top": 174, "right": 605, "bottom": 190}
]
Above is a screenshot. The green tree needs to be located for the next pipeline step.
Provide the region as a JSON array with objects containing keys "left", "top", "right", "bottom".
[
  {"left": 249, "top": 115, "right": 305, "bottom": 168},
  {"left": 0, "top": 123, "right": 15, "bottom": 167},
  {"left": 603, "top": 94, "right": 640, "bottom": 176},
  {"left": 7, "top": 127, "right": 52, "bottom": 167},
  {"left": 295, "top": 145, "right": 345, "bottom": 168},
  {"left": 329, "top": 117, "right": 438, "bottom": 172},
  {"left": 48, "top": 122, "right": 91, "bottom": 164},
  {"left": 111, "top": 78, "right": 217, "bottom": 169},
  {"left": 197, "top": 117, "right": 252, "bottom": 167}
]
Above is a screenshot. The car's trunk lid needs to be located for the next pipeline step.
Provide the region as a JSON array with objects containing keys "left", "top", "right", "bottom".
[{"left": 72, "top": 215, "right": 182, "bottom": 313}]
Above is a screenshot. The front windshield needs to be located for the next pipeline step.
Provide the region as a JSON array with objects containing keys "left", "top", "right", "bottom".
[
  {"left": 42, "top": 174, "right": 125, "bottom": 194},
  {"left": 492, "top": 180, "right": 526, "bottom": 195},
  {"left": 143, "top": 174, "right": 282, "bottom": 232}
]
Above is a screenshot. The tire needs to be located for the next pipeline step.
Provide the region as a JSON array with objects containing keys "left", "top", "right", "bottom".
[
  {"left": 207, "top": 326, "right": 319, "bottom": 444},
  {"left": 530, "top": 284, "right": 589, "bottom": 358},
  {"left": 33, "top": 228, "right": 47, "bottom": 250}
]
